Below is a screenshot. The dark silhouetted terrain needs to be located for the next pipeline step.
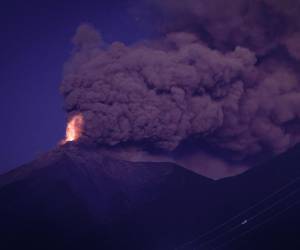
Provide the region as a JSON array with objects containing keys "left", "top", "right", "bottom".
[{"left": 0, "top": 143, "right": 299, "bottom": 250}]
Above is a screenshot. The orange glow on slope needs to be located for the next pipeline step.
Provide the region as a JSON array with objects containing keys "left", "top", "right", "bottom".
[{"left": 63, "top": 114, "right": 84, "bottom": 143}]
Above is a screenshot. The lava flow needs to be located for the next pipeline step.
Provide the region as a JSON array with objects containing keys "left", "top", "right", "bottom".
[{"left": 63, "top": 114, "right": 84, "bottom": 144}]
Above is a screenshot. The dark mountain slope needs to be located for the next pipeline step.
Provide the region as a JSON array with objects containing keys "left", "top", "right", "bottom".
[
  {"left": 0, "top": 143, "right": 299, "bottom": 250},
  {"left": 177, "top": 144, "right": 300, "bottom": 250},
  {"left": 0, "top": 143, "right": 214, "bottom": 250}
]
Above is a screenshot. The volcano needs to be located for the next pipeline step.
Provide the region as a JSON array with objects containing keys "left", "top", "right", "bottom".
[{"left": 0, "top": 143, "right": 299, "bottom": 250}]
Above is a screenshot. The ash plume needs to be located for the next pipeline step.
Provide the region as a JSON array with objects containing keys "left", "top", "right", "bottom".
[
  {"left": 61, "top": 0, "right": 300, "bottom": 162},
  {"left": 148, "top": 0, "right": 300, "bottom": 57}
]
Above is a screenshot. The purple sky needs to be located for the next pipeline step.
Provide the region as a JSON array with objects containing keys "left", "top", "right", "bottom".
[
  {"left": 2, "top": 0, "right": 300, "bottom": 177},
  {"left": 0, "top": 0, "right": 152, "bottom": 173}
]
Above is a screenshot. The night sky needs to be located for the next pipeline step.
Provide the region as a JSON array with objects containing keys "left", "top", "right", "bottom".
[
  {"left": 2, "top": 0, "right": 300, "bottom": 178},
  {"left": 0, "top": 0, "right": 151, "bottom": 173}
]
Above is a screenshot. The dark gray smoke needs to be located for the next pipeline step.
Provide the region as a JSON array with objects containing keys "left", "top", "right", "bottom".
[
  {"left": 147, "top": 0, "right": 300, "bottom": 57},
  {"left": 61, "top": 0, "right": 300, "bottom": 162}
]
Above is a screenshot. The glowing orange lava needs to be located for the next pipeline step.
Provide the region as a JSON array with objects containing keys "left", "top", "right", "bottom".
[{"left": 63, "top": 114, "right": 84, "bottom": 143}]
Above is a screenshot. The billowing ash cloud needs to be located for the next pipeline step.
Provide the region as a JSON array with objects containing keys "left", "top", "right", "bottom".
[
  {"left": 61, "top": 0, "right": 300, "bottom": 160},
  {"left": 148, "top": 0, "right": 300, "bottom": 57}
]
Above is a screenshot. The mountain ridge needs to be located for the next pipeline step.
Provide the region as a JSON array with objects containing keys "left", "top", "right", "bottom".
[{"left": 0, "top": 143, "right": 299, "bottom": 249}]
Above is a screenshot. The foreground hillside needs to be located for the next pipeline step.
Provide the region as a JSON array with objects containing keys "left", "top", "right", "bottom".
[{"left": 0, "top": 143, "right": 299, "bottom": 250}]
